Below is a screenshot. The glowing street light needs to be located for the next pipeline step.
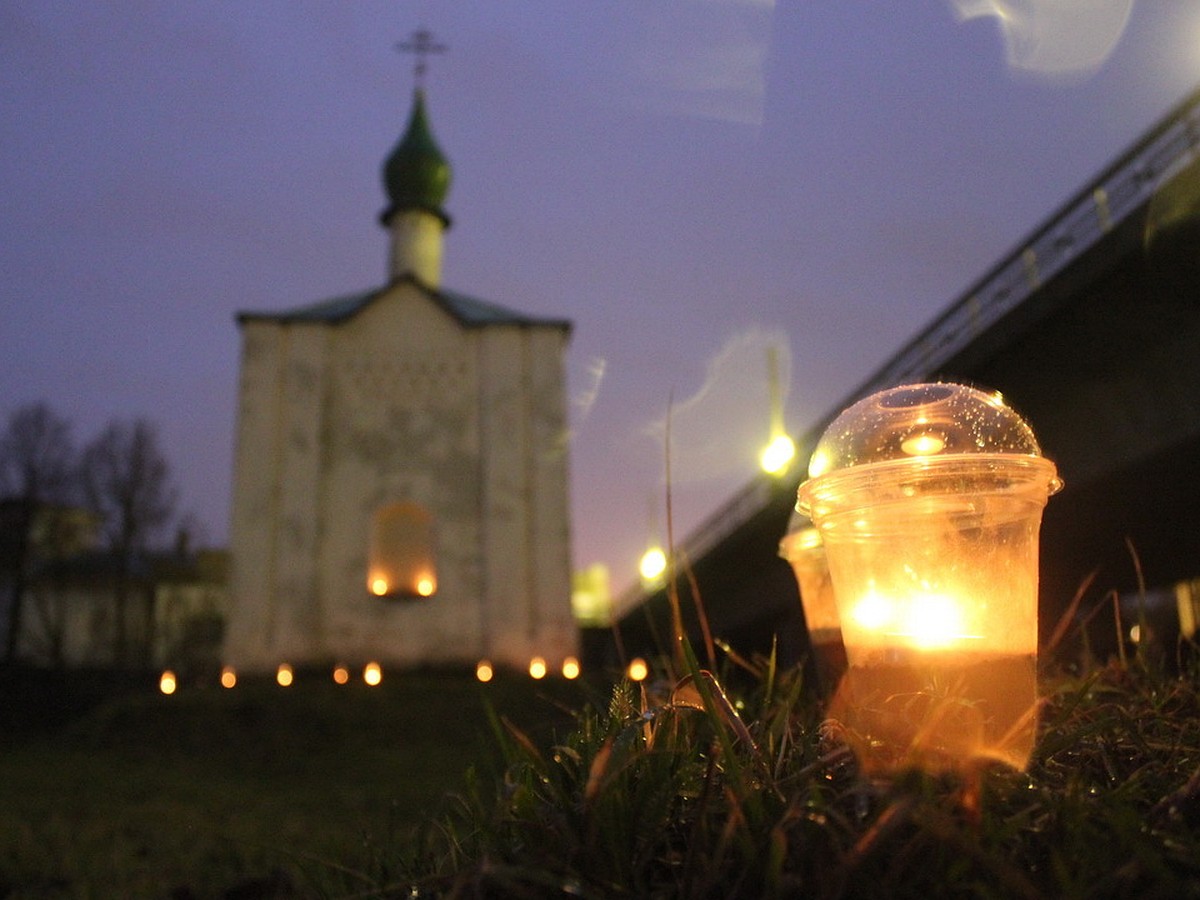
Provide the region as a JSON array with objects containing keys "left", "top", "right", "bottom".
[
  {"left": 759, "top": 344, "right": 796, "bottom": 475},
  {"left": 797, "top": 383, "right": 1061, "bottom": 774},
  {"left": 476, "top": 660, "right": 494, "bottom": 682},
  {"left": 561, "top": 656, "right": 581, "bottom": 679},
  {"left": 760, "top": 432, "right": 796, "bottom": 475},
  {"left": 220, "top": 666, "right": 237, "bottom": 689},
  {"left": 626, "top": 657, "right": 649, "bottom": 682},
  {"left": 639, "top": 545, "right": 667, "bottom": 583},
  {"left": 529, "top": 656, "right": 547, "bottom": 679},
  {"left": 276, "top": 663, "right": 294, "bottom": 687},
  {"left": 332, "top": 664, "right": 350, "bottom": 685},
  {"left": 639, "top": 496, "right": 668, "bottom": 587},
  {"left": 159, "top": 670, "right": 177, "bottom": 695}
]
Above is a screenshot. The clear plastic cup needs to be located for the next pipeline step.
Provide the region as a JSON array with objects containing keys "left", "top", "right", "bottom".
[
  {"left": 797, "top": 383, "right": 1061, "bottom": 773},
  {"left": 779, "top": 518, "right": 845, "bottom": 697}
]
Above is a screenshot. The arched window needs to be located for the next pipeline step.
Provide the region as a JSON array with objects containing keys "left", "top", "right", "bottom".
[{"left": 367, "top": 502, "right": 437, "bottom": 599}]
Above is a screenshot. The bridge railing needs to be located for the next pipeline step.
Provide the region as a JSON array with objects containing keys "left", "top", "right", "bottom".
[
  {"left": 852, "top": 84, "right": 1200, "bottom": 396},
  {"left": 614, "top": 84, "right": 1200, "bottom": 620}
]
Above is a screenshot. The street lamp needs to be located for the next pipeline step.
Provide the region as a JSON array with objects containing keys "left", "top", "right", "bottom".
[
  {"left": 639, "top": 545, "right": 668, "bottom": 583},
  {"left": 759, "top": 345, "right": 796, "bottom": 475}
]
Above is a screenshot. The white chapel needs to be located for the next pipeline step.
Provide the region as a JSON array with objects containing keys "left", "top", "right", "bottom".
[{"left": 223, "top": 80, "right": 577, "bottom": 676}]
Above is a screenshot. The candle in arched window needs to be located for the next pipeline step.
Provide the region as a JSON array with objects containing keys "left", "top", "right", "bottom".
[{"left": 367, "top": 502, "right": 437, "bottom": 599}]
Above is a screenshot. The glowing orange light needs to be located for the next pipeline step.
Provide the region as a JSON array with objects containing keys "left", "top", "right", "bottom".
[
  {"left": 850, "top": 591, "right": 895, "bottom": 631},
  {"left": 370, "top": 577, "right": 389, "bottom": 596},
  {"left": 159, "top": 670, "right": 177, "bottom": 695},
  {"left": 528, "top": 656, "right": 547, "bottom": 679},
  {"left": 476, "top": 660, "right": 494, "bottom": 682},
  {"left": 363, "top": 661, "right": 382, "bottom": 686},
  {"left": 220, "top": 666, "right": 237, "bottom": 689},
  {"left": 900, "top": 593, "right": 975, "bottom": 649},
  {"left": 808, "top": 448, "right": 833, "bottom": 479},
  {"left": 900, "top": 431, "right": 946, "bottom": 456},
  {"left": 561, "top": 656, "right": 581, "bottom": 680},
  {"left": 416, "top": 576, "right": 435, "bottom": 597},
  {"left": 332, "top": 665, "right": 350, "bottom": 685},
  {"left": 276, "top": 663, "right": 294, "bottom": 687},
  {"left": 627, "top": 658, "right": 649, "bottom": 682},
  {"left": 794, "top": 526, "right": 822, "bottom": 553}
]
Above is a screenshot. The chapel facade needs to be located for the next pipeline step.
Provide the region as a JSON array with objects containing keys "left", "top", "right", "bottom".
[{"left": 223, "top": 87, "right": 577, "bottom": 675}]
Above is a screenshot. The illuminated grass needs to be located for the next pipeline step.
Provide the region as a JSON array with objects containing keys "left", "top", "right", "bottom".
[
  {"left": 2, "top": 650, "right": 1199, "bottom": 897},
  {"left": 392, "top": 650, "right": 1200, "bottom": 899}
]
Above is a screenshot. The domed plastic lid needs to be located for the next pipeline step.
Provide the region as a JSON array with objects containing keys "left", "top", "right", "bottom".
[{"left": 805, "top": 382, "right": 1049, "bottom": 481}]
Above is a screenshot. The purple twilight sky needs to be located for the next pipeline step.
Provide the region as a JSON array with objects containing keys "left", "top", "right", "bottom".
[{"left": 3, "top": 1, "right": 1199, "bottom": 600}]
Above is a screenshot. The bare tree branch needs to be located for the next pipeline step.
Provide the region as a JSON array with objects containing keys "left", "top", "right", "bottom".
[
  {"left": 0, "top": 402, "right": 76, "bottom": 662},
  {"left": 80, "top": 418, "right": 177, "bottom": 665}
]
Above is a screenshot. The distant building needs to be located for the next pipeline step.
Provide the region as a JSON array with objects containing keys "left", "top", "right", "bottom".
[
  {"left": 0, "top": 498, "right": 227, "bottom": 670},
  {"left": 223, "top": 87, "right": 577, "bottom": 674},
  {"left": 22, "top": 548, "right": 227, "bottom": 672}
]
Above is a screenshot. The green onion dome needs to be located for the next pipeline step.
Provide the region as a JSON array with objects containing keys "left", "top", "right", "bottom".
[{"left": 380, "top": 89, "right": 452, "bottom": 228}]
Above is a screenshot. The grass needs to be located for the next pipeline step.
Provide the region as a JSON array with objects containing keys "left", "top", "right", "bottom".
[
  {"left": 0, "top": 667, "right": 588, "bottom": 898},
  {"left": 3, "top": 643, "right": 1199, "bottom": 898},
  {"left": 394, "top": 645, "right": 1200, "bottom": 899}
]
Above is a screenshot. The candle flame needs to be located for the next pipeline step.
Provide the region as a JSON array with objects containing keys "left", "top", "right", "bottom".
[
  {"left": 899, "top": 593, "right": 974, "bottom": 649},
  {"left": 850, "top": 591, "right": 894, "bottom": 630},
  {"left": 363, "top": 661, "right": 382, "bottom": 685},
  {"left": 851, "top": 590, "right": 983, "bottom": 650}
]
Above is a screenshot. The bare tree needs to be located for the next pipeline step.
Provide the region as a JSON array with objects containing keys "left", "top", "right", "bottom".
[
  {"left": 80, "top": 418, "right": 176, "bottom": 667},
  {"left": 0, "top": 402, "right": 76, "bottom": 662}
]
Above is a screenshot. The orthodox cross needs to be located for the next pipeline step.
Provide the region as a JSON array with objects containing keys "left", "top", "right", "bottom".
[{"left": 396, "top": 28, "right": 446, "bottom": 86}]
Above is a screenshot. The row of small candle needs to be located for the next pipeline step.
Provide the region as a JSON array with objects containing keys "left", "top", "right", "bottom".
[{"left": 158, "top": 655, "right": 653, "bottom": 695}]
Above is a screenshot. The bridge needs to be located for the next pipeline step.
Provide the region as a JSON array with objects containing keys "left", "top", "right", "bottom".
[{"left": 606, "top": 83, "right": 1200, "bottom": 669}]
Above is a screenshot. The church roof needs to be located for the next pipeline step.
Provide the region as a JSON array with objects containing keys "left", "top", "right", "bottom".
[
  {"left": 236, "top": 275, "right": 572, "bottom": 331},
  {"left": 380, "top": 88, "right": 452, "bottom": 228}
]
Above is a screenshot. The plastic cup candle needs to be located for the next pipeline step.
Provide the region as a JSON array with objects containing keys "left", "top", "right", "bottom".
[
  {"left": 797, "top": 383, "right": 1061, "bottom": 774},
  {"left": 779, "top": 516, "right": 846, "bottom": 697}
]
